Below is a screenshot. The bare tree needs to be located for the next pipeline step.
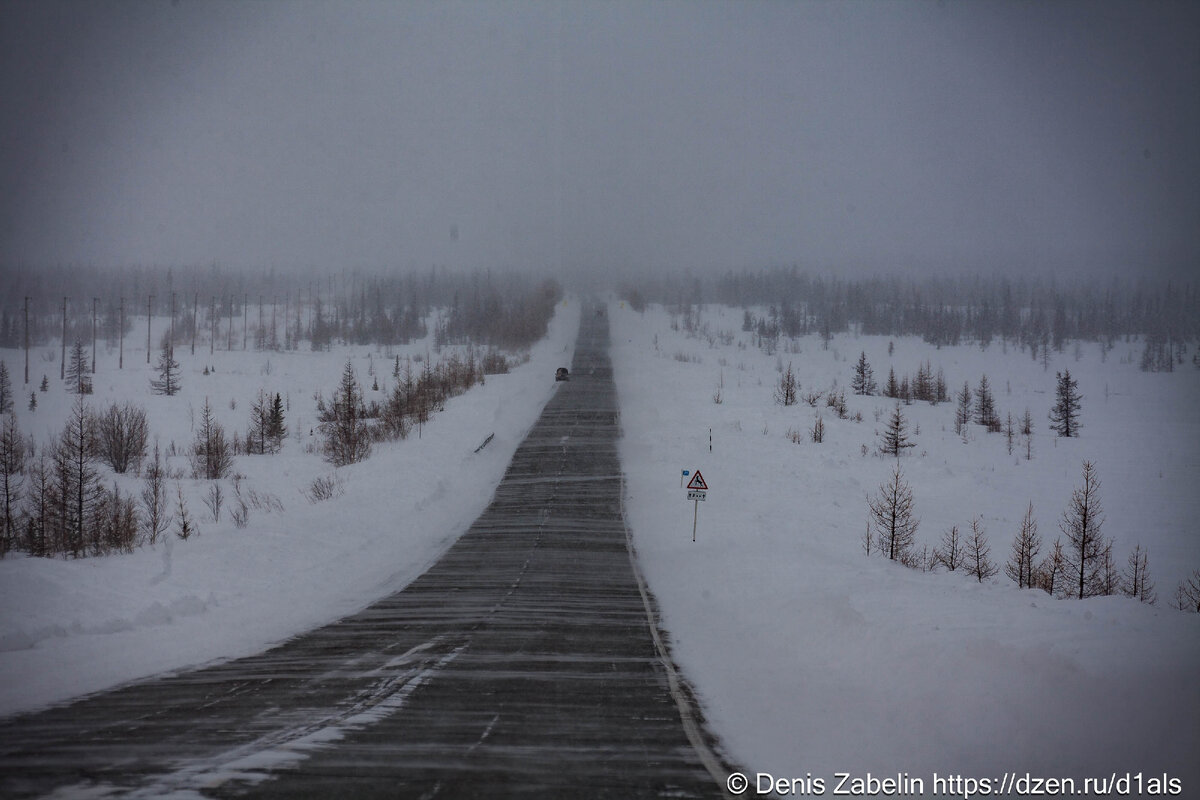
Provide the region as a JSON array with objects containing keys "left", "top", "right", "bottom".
[
  {"left": 175, "top": 483, "right": 195, "bottom": 540},
  {"left": 191, "top": 398, "right": 233, "bottom": 480},
  {"left": 1038, "top": 539, "right": 1066, "bottom": 597},
  {"left": 140, "top": 440, "right": 170, "bottom": 545},
  {"left": 65, "top": 340, "right": 92, "bottom": 395},
  {"left": 24, "top": 450, "right": 51, "bottom": 556},
  {"left": 811, "top": 413, "right": 824, "bottom": 443},
  {"left": 95, "top": 401, "right": 149, "bottom": 474},
  {"left": 99, "top": 482, "right": 139, "bottom": 553},
  {"left": 320, "top": 360, "right": 372, "bottom": 466},
  {"left": 1097, "top": 547, "right": 1121, "bottom": 597},
  {"left": 1060, "top": 460, "right": 1110, "bottom": 599},
  {"left": 203, "top": 482, "right": 224, "bottom": 523},
  {"left": 774, "top": 362, "right": 798, "bottom": 406},
  {"left": 1004, "top": 501, "right": 1041, "bottom": 589},
  {"left": 934, "top": 525, "right": 963, "bottom": 571},
  {"left": 0, "top": 413, "right": 25, "bottom": 554},
  {"left": 246, "top": 390, "right": 272, "bottom": 455},
  {"left": 867, "top": 463, "right": 918, "bottom": 562},
  {"left": 964, "top": 517, "right": 998, "bottom": 582},
  {"left": 1121, "top": 543, "right": 1156, "bottom": 605},
  {"left": 954, "top": 381, "right": 972, "bottom": 435},
  {"left": 57, "top": 397, "right": 103, "bottom": 558},
  {"left": 0, "top": 361, "right": 12, "bottom": 414},
  {"left": 1021, "top": 407, "right": 1034, "bottom": 460},
  {"left": 1174, "top": 570, "right": 1200, "bottom": 613}
]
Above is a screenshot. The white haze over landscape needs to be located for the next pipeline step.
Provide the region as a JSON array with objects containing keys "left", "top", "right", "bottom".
[
  {"left": 1, "top": 0, "right": 1197, "bottom": 277},
  {"left": 1, "top": 0, "right": 1198, "bottom": 795}
]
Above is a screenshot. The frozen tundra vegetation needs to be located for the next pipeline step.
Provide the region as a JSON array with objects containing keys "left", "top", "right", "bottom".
[{"left": 609, "top": 298, "right": 1198, "bottom": 786}]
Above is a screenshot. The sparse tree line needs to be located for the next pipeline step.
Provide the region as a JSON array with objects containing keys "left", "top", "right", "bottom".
[
  {"left": 0, "top": 383, "right": 293, "bottom": 558},
  {"left": 0, "top": 266, "right": 561, "bottom": 358},
  {"left": 864, "top": 460, "right": 1200, "bottom": 612},
  {"left": 317, "top": 347, "right": 509, "bottom": 467},
  {"left": 623, "top": 269, "right": 1198, "bottom": 365},
  {"left": 846, "top": 348, "right": 1081, "bottom": 461},
  {"left": 779, "top": 350, "right": 1080, "bottom": 460}
]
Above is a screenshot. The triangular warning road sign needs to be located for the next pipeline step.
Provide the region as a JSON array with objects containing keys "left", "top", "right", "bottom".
[{"left": 686, "top": 471, "right": 708, "bottom": 490}]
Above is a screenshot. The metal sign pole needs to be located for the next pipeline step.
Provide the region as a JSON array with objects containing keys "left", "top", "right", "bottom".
[{"left": 692, "top": 499, "right": 698, "bottom": 542}]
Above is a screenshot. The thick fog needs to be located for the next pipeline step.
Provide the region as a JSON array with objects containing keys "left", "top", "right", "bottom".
[{"left": 2, "top": 0, "right": 1197, "bottom": 279}]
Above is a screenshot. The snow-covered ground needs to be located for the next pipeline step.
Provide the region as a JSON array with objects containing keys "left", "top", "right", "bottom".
[
  {"left": 3, "top": 294, "right": 1197, "bottom": 793},
  {"left": 611, "top": 301, "right": 1200, "bottom": 791},
  {"left": 0, "top": 299, "right": 580, "bottom": 717}
]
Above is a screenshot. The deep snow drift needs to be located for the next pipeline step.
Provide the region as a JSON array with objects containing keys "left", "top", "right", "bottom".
[
  {"left": 610, "top": 300, "right": 1199, "bottom": 791},
  {"left": 0, "top": 300, "right": 580, "bottom": 716}
]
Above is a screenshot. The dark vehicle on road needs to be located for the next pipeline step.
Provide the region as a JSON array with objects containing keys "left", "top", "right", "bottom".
[{"left": 555, "top": 367, "right": 569, "bottom": 381}]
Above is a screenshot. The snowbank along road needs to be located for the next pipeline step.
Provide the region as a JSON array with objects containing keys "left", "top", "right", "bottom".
[{"left": 0, "top": 302, "right": 734, "bottom": 799}]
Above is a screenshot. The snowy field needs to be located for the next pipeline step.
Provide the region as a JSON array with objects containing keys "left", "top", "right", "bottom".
[
  {"left": 610, "top": 301, "right": 1200, "bottom": 792},
  {"left": 0, "top": 300, "right": 579, "bottom": 717},
  {"left": 2, "top": 293, "right": 1197, "bottom": 794}
]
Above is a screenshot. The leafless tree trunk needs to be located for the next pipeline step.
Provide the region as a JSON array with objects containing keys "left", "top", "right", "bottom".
[
  {"left": 1005, "top": 501, "right": 1041, "bottom": 588},
  {"left": 1060, "top": 460, "right": 1109, "bottom": 599},
  {"left": 867, "top": 464, "right": 918, "bottom": 562}
]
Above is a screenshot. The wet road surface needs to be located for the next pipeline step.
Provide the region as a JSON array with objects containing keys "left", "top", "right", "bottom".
[{"left": 0, "top": 305, "right": 733, "bottom": 798}]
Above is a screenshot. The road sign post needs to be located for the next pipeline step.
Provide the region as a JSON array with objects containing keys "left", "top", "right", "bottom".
[{"left": 685, "top": 471, "right": 709, "bottom": 542}]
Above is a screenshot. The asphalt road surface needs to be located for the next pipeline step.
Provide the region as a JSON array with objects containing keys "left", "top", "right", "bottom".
[{"left": 0, "top": 304, "right": 734, "bottom": 799}]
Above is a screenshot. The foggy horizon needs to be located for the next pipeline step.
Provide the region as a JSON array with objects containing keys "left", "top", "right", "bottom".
[{"left": 2, "top": 0, "right": 1197, "bottom": 281}]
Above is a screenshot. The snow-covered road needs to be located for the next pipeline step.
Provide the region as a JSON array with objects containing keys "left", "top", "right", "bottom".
[{"left": 0, "top": 303, "right": 731, "bottom": 799}]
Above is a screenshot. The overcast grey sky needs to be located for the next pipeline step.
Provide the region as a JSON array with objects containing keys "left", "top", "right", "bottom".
[{"left": 2, "top": 0, "right": 1197, "bottom": 279}]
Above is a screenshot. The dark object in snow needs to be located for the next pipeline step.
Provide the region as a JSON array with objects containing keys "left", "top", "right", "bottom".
[{"left": 555, "top": 367, "right": 569, "bottom": 381}]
